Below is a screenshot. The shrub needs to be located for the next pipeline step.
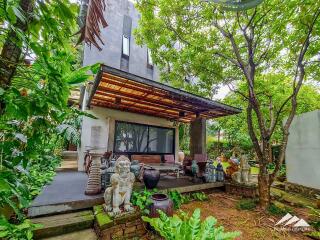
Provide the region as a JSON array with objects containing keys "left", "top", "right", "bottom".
[
  {"left": 131, "top": 188, "right": 157, "bottom": 215},
  {"left": 168, "top": 191, "right": 186, "bottom": 209},
  {"left": 308, "top": 206, "right": 320, "bottom": 231},
  {"left": 0, "top": 217, "right": 41, "bottom": 240},
  {"left": 236, "top": 199, "right": 257, "bottom": 210},
  {"left": 142, "top": 208, "right": 240, "bottom": 240},
  {"left": 168, "top": 191, "right": 209, "bottom": 210},
  {"left": 191, "top": 192, "right": 208, "bottom": 201},
  {"left": 305, "top": 231, "right": 320, "bottom": 240},
  {"left": 267, "top": 203, "right": 293, "bottom": 216}
]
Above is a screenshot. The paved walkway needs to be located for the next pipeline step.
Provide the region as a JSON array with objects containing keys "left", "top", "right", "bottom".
[{"left": 31, "top": 171, "right": 103, "bottom": 207}]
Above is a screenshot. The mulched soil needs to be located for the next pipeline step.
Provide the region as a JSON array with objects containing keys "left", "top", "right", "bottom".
[{"left": 179, "top": 192, "right": 311, "bottom": 240}]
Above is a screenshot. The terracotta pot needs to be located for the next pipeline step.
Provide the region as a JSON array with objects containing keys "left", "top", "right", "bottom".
[
  {"left": 143, "top": 168, "right": 160, "bottom": 189},
  {"left": 149, "top": 193, "right": 173, "bottom": 218}
]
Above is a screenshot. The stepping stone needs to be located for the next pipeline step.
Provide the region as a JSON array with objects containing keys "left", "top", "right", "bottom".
[
  {"left": 32, "top": 210, "right": 94, "bottom": 239},
  {"left": 41, "top": 229, "right": 97, "bottom": 240}
]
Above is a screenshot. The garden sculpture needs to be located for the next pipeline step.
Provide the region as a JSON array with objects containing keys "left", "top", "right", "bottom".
[
  {"left": 226, "top": 158, "right": 240, "bottom": 179},
  {"left": 191, "top": 160, "right": 200, "bottom": 183},
  {"left": 231, "top": 156, "right": 251, "bottom": 184},
  {"left": 204, "top": 162, "right": 216, "bottom": 183},
  {"left": 216, "top": 161, "right": 225, "bottom": 182},
  {"left": 85, "top": 155, "right": 102, "bottom": 195},
  {"left": 103, "top": 155, "right": 135, "bottom": 216}
]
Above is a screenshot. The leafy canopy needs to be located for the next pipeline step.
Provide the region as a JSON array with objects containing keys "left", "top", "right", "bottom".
[
  {"left": 135, "top": 0, "right": 320, "bottom": 93},
  {"left": 218, "top": 74, "right": 320, "bottom": 145}
]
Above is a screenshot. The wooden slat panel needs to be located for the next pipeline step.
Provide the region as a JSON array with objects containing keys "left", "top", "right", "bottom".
[
  {"left": 95, "top": 90, "right": 198, "bottom": 116},
  {"left": 91, "top": 99, "right": 187, "bottom": 122},
  {"left": 93, "top": 95, "right": 179, "bottom": 115},
  {"left": 99, "top": 80, "right": 206, "bottom": 112}
]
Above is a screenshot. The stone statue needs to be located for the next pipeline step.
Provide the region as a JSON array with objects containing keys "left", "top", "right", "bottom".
[
  {"left": 231, "top": 156, "right": 251, "bottom": 184},
  {"left": 103, "top": 156, "right": 135, "bottom": 216}
]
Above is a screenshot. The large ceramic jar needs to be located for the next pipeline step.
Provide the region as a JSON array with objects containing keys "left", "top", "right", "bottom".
[
  {"left": 143, "top": 168, "right": 160, "bottom": 189},
  {"left": 130, "top": 160, "right": 141, "bottom": 179},
  {"left": 149, "top": 193, "right": 173, "bottom": 218}
]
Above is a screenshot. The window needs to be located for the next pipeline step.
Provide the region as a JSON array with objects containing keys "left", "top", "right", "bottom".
[
  {"left": 122, "top": 35, "right": 130, "bottom": 56},
  {"left": 147, "top": 48, "right": 153, "bottom": 66},
  {"left": 114, "top": 121, "right": 174, "bottom": 154}
]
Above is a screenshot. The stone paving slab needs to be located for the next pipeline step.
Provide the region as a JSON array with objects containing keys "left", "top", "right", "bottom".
[
  {"left": 32, "top": 210, "right": 94, "bottom": 239},
  {"left": 41, "top": 229, "right": 97, "bottom": 240}
]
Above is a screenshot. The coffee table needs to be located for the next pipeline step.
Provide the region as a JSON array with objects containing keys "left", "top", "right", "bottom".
[{"left": 144, "top": 163, "right": 181, "bottom": 178}]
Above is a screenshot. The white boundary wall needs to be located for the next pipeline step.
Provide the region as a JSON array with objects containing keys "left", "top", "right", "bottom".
[{"left": 286, "top": 110, "right": 320, "bottom": 190}]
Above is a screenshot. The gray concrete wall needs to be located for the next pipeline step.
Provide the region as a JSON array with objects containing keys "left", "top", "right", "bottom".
[
  {"left": 78, "top": 106, "right": 179, "bottom": 171},
  {"left": 286, "top": 110, "right": 320, "bottom": 190},
  {"left": 83, "top": 0, "right": 160, "bottom": 81}
]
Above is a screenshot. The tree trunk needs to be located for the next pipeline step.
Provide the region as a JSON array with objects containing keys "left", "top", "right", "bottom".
[
  {"left": 258, "top": 166, "right": 271, "bottom": 209},
  {"left": 217, "top": 128, "right": 221, "bottom": 154},
  {"left": 258, "top": 140, "right": 272, "bottom": 208},
  {"left": 0, "top": 0, "right": 33, "bottom": 113}
]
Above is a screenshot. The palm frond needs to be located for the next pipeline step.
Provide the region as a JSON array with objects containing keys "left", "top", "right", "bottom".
[{"left": 77, "top": 0, "right": 108, "bottom": 50}]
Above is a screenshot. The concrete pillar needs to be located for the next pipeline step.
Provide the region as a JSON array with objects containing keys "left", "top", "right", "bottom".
[{"left": 189, "top": 117, "right": 206, "bottom": 157}]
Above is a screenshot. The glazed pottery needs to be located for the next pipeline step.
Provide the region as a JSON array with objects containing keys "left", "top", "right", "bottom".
[
  {"left": 149, "top": 193, "right": 173, "bottom": 218},
  {"left": 130, "top": 160, "right": 141, "bottom": 178},
  {"left": 143, "top": 168, "right": 160, "bottom": 189}
]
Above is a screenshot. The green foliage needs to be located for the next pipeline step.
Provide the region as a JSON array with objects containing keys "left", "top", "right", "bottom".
[
  {"left": 135, "top": 0, "right": 320, "bottom": 207},
  {"left": 0, "top": 0, "right": 98, "bottom": 238},
  {"left": 191, "top": 192, "right": 209, "bottom": 201},
  {"left": 305, "top": 231, "right": 320, "bottom": 240},
  {"left": 142, "top": 208, "right": 240, "bottom": 240},
  {"left": 168, "top": 191, "right": 209, "bottom": 210},
  {"left": 236, "top": 199, "right": 257, "bottom": 210},
  {"left": 218, "top": 76, "right": 320, "bottom": 145},
  {"left": 308, "top": 206, "right": 320, "bottom": 231},
  {"left": 168, "top": 190, "right": 185, "bottom": 209},
  {"left": 179, "top": 123, "right": 190, "bottom": 153},
  {"left": 168, "top": 190, "right": 191, "bottom": 209},
  {"left": 0, "top": 216, "right": 41, "bottom": 240},
  {"left": 267, "top": 203, "right": 293, "bottom": 216},
  {"left": 131, "top": 188, "right": 157, "bottom": 215}
]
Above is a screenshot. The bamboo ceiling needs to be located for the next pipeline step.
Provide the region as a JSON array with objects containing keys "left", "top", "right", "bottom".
[{"left": 88, "top": 65, "right": 241, "bottom": 123}]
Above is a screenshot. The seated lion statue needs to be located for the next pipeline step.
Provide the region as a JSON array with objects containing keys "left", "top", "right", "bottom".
[{"left": 103, "top": 155, "right": 135, "bottom": 216}]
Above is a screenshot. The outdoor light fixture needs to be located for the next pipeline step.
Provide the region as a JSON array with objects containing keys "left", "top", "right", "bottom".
[
  {"left": 179, "top": 111, "right": 186, "bottom": 117},
  {"left": 211, "top": 0, "right": 264, "bottom": 11}
]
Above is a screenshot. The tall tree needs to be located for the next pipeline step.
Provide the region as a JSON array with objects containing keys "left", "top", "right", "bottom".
[
  {"left": 0, "top": 0, "right": 33, "bottom": 89},
  {"left": 135, "top": 0, "right": 320, "bottom": 208},
  {"left": 218, "top": 74, "right": 320, "bottom": 148}
]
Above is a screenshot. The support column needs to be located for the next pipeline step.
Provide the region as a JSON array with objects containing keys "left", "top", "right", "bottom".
[{"left": 189, "top": 117, "right": 206, "bottom": 157}]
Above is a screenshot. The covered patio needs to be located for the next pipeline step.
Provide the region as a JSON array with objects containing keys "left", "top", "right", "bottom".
[
  {"left": 28, "top": 65, "right": 241, "bottom": 223},
  {"left": 83, "top": 65, "right": 241, "bottom": 160}
]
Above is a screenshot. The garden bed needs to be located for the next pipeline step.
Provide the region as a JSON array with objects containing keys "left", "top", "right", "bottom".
[{"left": 179, "top": 192, "right": 311, "bottom": 240}]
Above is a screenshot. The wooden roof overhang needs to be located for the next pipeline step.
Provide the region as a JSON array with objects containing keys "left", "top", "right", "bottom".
[{"left": 87, "top": 65, "right": 241, "bottom": 123}]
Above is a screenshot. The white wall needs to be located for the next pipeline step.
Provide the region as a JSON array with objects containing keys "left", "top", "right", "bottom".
[
  {"left": 286, "top": 110, "right": 320, "bottom": 190},
  {"left": 78, "top": 106, "right": 179, "bottom": 171}
]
